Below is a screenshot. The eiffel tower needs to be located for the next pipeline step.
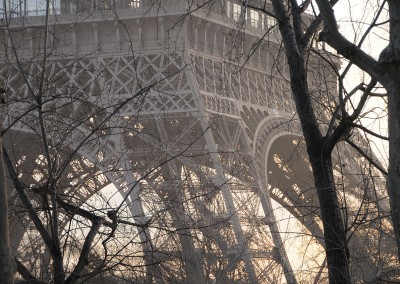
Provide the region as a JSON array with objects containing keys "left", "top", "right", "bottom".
[{"left": 0, "top": 0, "right": 394, "bottom": 283}]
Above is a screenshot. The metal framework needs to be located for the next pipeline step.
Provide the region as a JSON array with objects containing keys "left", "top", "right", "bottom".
[{"left": 0, "top": 0, "right": 394, "bottom": 283}]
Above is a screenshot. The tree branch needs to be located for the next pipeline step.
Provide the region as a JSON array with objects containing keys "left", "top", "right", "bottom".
[
  {"left": 345, "top": 138, "right": 388, "bottom": 176},
  {"left": 351, "top": 122, "right": 389, "bottom": 141},
  {"left": 2, "top": 146, "right": 54, "bottom": 251},
  {"left": 65, "top": 219, "right": 102, "bottom": 284},
  {"left": 324, "top": 79, "right": 377, "bottom": 154},
  {"left": 300, "top": 0, "right": 339, "bottom": 48},
  {"left": 315, "top": 0, "right": 382, "bottom": 80},
  {"left": 14, "top": 257, "right": 45, "bottom": 284}
]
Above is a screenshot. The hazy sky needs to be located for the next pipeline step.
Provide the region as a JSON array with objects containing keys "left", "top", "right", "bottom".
[{"left": 335, "top": 0, "right": 389, "bottom": 164}]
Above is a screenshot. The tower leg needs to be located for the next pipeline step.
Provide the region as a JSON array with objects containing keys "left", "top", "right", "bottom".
[{"left": 154, "top": 116, "right": 207, "bottom": 283}]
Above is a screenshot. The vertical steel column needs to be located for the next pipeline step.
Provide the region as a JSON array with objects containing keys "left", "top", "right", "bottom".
[
  {"left": 119, "top": 152, "right": 164, "bottom": 284},
  {"left": 155, "top": 115, "right": 206, "bottom": 283},
  {"left": 185, "top": 55, "right": 259, "bottom": 283},
  {"left": 252, "top": 161, "right": 298, "bottom": 284}
]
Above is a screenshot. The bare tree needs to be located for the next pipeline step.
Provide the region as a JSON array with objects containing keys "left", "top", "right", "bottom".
[
  {"left": 1, "top": 1, "right": 290, "bottom": 283},
  {"left": 313, "top": 0, "right": 400, "bottom": 261},
  {"left": 0, "top": 89, "right": 15, "bottom": 283},
  {"left": 0, "top": 2, "right": 209, "bottom": 283},
  {"left": 232, "top": 0, "right": 396, "bottom": 282},
  {"left": 2, "top": 0, "right": 399, "bottom": 283}
]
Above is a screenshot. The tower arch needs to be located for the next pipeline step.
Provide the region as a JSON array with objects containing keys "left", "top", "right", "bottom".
[{"left": 0, "top": 1, "right": 396, "bottom": 283}]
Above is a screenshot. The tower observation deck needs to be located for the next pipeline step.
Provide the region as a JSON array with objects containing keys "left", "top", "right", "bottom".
[{"left": 0, "top": 0, "right": 395, "bottom": 283}]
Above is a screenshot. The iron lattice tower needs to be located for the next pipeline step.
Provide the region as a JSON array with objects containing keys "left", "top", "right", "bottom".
[{"left": 0, "top": 0, "right": 393, "bottom": 283}]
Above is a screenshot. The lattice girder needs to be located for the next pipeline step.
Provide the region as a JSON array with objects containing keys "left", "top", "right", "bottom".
[{"left": 1, "top": 3, "right": 396, "bottom": 282}]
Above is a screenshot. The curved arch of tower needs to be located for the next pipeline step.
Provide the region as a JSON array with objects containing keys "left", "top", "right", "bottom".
[{"left": 0, "top": 0, "right": 394, "bottom": 283}]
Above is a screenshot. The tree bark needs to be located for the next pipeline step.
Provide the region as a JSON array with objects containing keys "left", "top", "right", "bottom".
[
  {"left": 314, "top": 0, "right": 400, "bottom": 263},
  {"left": 270, "top": 0, "right": 351, "bottom": 282},
  {"left": 386, "top": 81, "right": 400, "bottom": 260},
  {"left": 0, "top": 138, "right": 15, "bottom": 283},
  {"left": 378, "top": 0, "right": 400, "bottom": 261},
  {"left": 310, "top": 156, "right": 350, "bottom": 283}
]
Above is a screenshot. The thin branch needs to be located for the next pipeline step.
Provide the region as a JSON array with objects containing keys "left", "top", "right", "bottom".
[
  {"left": 245, "top": 4, "right": 280, "bottom": 21},
  {"left": 65, "top": 219, "right": 102, "bottom": 284},
  {"left": 345, "top": 138, "right": 388, "bottom": 176},
  {"left": 53, "top": 65, "right": 185, "bottom": 183},
  {"left": 2, "top": 146, "right": 54, "bottom": 251},
  {"left": 315, "top": 0, "right": 381, "bottom": 80},
  {"left": 300, "top": 0, "right": 339, "bottom": 48},
  {"left": 324, "top": 79, "right": 377, "bottom": 154},
  {"left": 14, "top": 257, "right": 45, "bottom": 284},
  {"left": 351, "top": 122, "right": 389, "bottom": 141},
  {"left": 349, "top": 79, "right": 377, "bottom": 120}
]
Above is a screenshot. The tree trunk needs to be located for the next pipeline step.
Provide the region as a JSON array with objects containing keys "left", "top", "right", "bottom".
[
  {"left": 379, "top": 0, "right": 400, "bottom": 261},
  {"left": 310, "top": 155, "right": 350, "bottom": 283},
  {"left": 271, "top": 0, "right": 351, "bottom": 281},
  {"left": 385, "top": 80, "right": 400, "bottom": 259},
  {"left": 0, "top": 138, "right": 15, "bottom": 283}
]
